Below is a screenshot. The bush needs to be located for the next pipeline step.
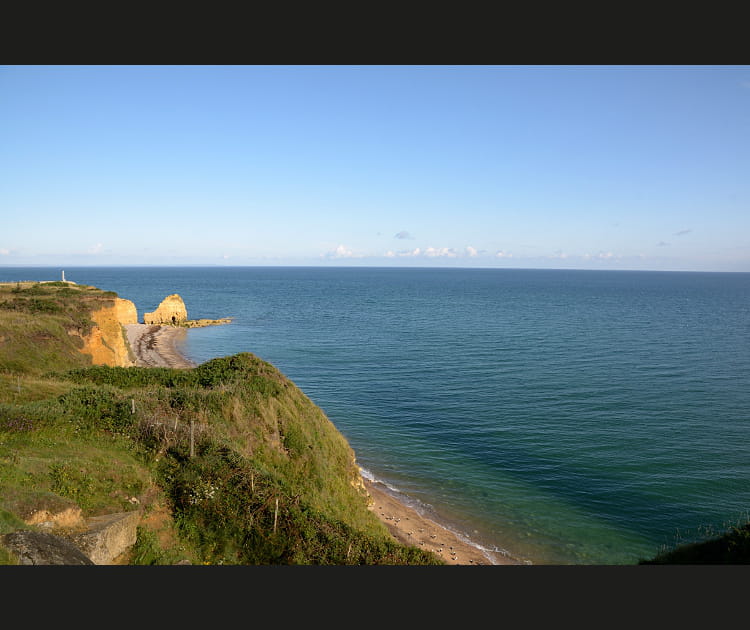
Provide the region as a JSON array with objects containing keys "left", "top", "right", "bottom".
[
  {"left": 1, "top": 298, "right": 62, "bottom": 315},
  {"left": 641, "top": 522, "right": 750, "bottom": 564},
  {"left": 22, "top": 284, "right": 52, "bottom": 295},
  {"left": 129, "top": 526, "right": 182, "bottom": 565},
  {"left": 56, "top": 386, "right": 134, "bottom": 434}
]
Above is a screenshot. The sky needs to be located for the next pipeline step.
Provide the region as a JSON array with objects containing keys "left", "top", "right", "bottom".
[{"left": 1, "top": 64, "right": 749, "bottom": 271}]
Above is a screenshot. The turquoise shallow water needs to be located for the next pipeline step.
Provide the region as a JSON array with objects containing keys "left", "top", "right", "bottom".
[{"left": 3, "top": 266, "right": 750, "bottom": 564}]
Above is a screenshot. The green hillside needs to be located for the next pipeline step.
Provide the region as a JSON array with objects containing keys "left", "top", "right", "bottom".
[
  {"left": 6, "top": 281, "right": 743, "bottom": 565},
  {"left": 0, "top": 282, "right": 442, "bottom": 565}
]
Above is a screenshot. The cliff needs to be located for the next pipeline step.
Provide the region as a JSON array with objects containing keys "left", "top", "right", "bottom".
[
  {"left": 0, "top": 281, "right": 137, "bottom": 375},
  {"left": 0, "top": 281, "right": 442, "bottom": 566},
  {"left": 78, "top": 297, "right": 138, "bottom": 367}
]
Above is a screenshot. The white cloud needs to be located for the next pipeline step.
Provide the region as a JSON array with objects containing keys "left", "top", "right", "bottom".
[
  {"left": 0, "top": 248, "right": 10, "bottom": 256},
  {"left": 387, "top": 247, "right": 422, "bottom": 257},
  {"left": 495, "top": 250, "right": 512, "bottom": 258},
  {"left": 386, "top": 246, "right": 485, "bottom": 259},
  {"left": 424, "top": 247, "right": 458, "bottom": 258},
  {"left": 328, "top": 243, "right": 476, "bottom": 260},
  {"left": 583, "top": 251, "right": 617, "bottom": 260},
  {"left": 325, "top": 244, "right": 357, "bottom": 258},
  {"left": 88, "top": 243, "right": 104, "bottom": 254}
]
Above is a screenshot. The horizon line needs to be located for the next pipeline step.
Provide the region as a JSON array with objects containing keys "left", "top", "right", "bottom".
[{"left": 1, "top": 263, "right": 748, "bottom": 275}]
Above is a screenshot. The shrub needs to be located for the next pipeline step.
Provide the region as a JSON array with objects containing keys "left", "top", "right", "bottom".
[
  {"left": 641, "top": 522, "right": 750, "bottom": 564},
  {"left": 129, "top": 526, "right": 182, "bottom": 565},
  {"left": 1, "top": 298, "right": 62, "bottom": 315},
  {"left": 56, "top": 386, "right": 134, "bottom": 434}
]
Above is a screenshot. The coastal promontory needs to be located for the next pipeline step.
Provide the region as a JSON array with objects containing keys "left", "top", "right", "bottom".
[{"left": 0, "top": 279, "right": 443, "bottom": 566}]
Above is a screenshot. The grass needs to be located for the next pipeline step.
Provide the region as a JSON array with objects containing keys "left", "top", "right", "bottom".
[
  {"left": 640, "top": 522, "right": 750, "bottom": 564},
  {"left": 129, "top": 525, "right": 184, "bottom": 565},
  {"left": 0, "top": 282, "right": 443, "bottom": 565},
  {"left": 5, "top": 279, "right": 750, "bottom": 565},
  {"left": 0, "top": 281, "right": 118, "bottom": 376},
  {"left": 1, "top": 357, "right": 443, "bottom": 564}
]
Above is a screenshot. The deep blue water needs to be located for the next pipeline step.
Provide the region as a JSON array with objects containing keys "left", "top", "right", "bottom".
[{"left": 3, "top": 266, "right": 750, "bottom": 564}]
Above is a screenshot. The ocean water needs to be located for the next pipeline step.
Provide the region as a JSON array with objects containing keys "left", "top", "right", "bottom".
[{"left": 3, "top": 266, "right": 750, "bottom": 564}]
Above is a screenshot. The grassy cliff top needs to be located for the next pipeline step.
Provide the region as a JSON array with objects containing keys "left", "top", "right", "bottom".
[
  {"left": 0, "top": 281, "right": 122, "bottom": 377},
  {"left": 0, "top": 282, "right": 442, "bottom": 565}
]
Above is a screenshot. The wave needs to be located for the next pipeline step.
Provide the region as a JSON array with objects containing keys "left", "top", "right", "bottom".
[{"left": 359, "top": 466, "right": 526, "bottom": 565}]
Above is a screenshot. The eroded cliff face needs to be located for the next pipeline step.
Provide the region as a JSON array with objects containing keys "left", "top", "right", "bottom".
[
  {"left": 79, "top": 298, "right": 138, "bottom": 367},
  {"left": 144, "top": 294, "right": 188, "bottom": 325}
]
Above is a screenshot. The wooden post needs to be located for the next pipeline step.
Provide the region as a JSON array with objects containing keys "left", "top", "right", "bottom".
[
  {"left": 131, "top": 399, "right": 135, "bottom": 414},
  {"left": 190, "top": 420, "right": 195, "bottom": 458}
]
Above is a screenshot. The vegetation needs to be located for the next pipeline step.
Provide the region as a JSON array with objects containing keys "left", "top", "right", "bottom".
[
  {"left": 0, "top": 280, "right": 442, "bottom": 565},
  {"left": 0, "top": 281, "right": 111, "bottom": 376},
  {"left": 640, "top": 522, "right": 750, "bottom": 564},
  {"left": 11, "top": 280, "right": 745, "bottom": 565}
]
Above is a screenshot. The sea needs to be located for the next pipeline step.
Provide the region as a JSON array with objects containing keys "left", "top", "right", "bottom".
[{"left": 3, "top": 266, "right": 750, "bottom": 565}]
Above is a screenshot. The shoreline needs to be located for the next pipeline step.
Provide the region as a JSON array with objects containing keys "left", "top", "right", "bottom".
[
  {"left": 363, "top": 475, "right": 523, "bottom": 566},
  {"left": 123, "top": 323, "right": 522, "bottom": 565},
  {"left": 124, "top": 323, "right": 197, "bottom": 369}
]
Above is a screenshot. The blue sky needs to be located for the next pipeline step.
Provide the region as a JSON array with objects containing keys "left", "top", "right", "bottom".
[{"left": 1, "top": 65, "right": 749, "bottom": 271}]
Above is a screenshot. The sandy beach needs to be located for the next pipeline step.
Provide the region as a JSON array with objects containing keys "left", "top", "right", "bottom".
[
  {"left": 123, "top": 323, "right": 519, "bottom": 564},
  {"left": 124, "top": 323, "right": 196, "bottom": 369},
  {"left": 363, "top": 478, "right": 521, "bottom": 565}
]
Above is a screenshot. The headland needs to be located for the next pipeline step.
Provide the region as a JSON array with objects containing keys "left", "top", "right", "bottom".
[
  {"left": 121, "top": 321, "right": 517, "bottom": 564},
  {"left": 0, "top": 277, "right": 516, "bottom": 565}
]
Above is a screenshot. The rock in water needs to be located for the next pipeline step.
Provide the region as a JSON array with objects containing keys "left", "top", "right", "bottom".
[{"left": 144, "top": 294, "right": 188, "bottom": 325}]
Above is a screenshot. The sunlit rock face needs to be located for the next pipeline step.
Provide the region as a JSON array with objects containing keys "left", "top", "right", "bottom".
[
  {"left": 79, "top": 297, "right": 138, "bottom": 367},
  {"left": 143, "top": 294, "right": 188, "bottom": 325}
]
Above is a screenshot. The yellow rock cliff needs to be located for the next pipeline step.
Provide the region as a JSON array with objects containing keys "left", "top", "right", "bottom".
[
  {"left": 79, "top": 298, "right": 138, "bottom": 367},
  {"left": 144, "top": 294, "right": 188, "bottom": 325}
]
